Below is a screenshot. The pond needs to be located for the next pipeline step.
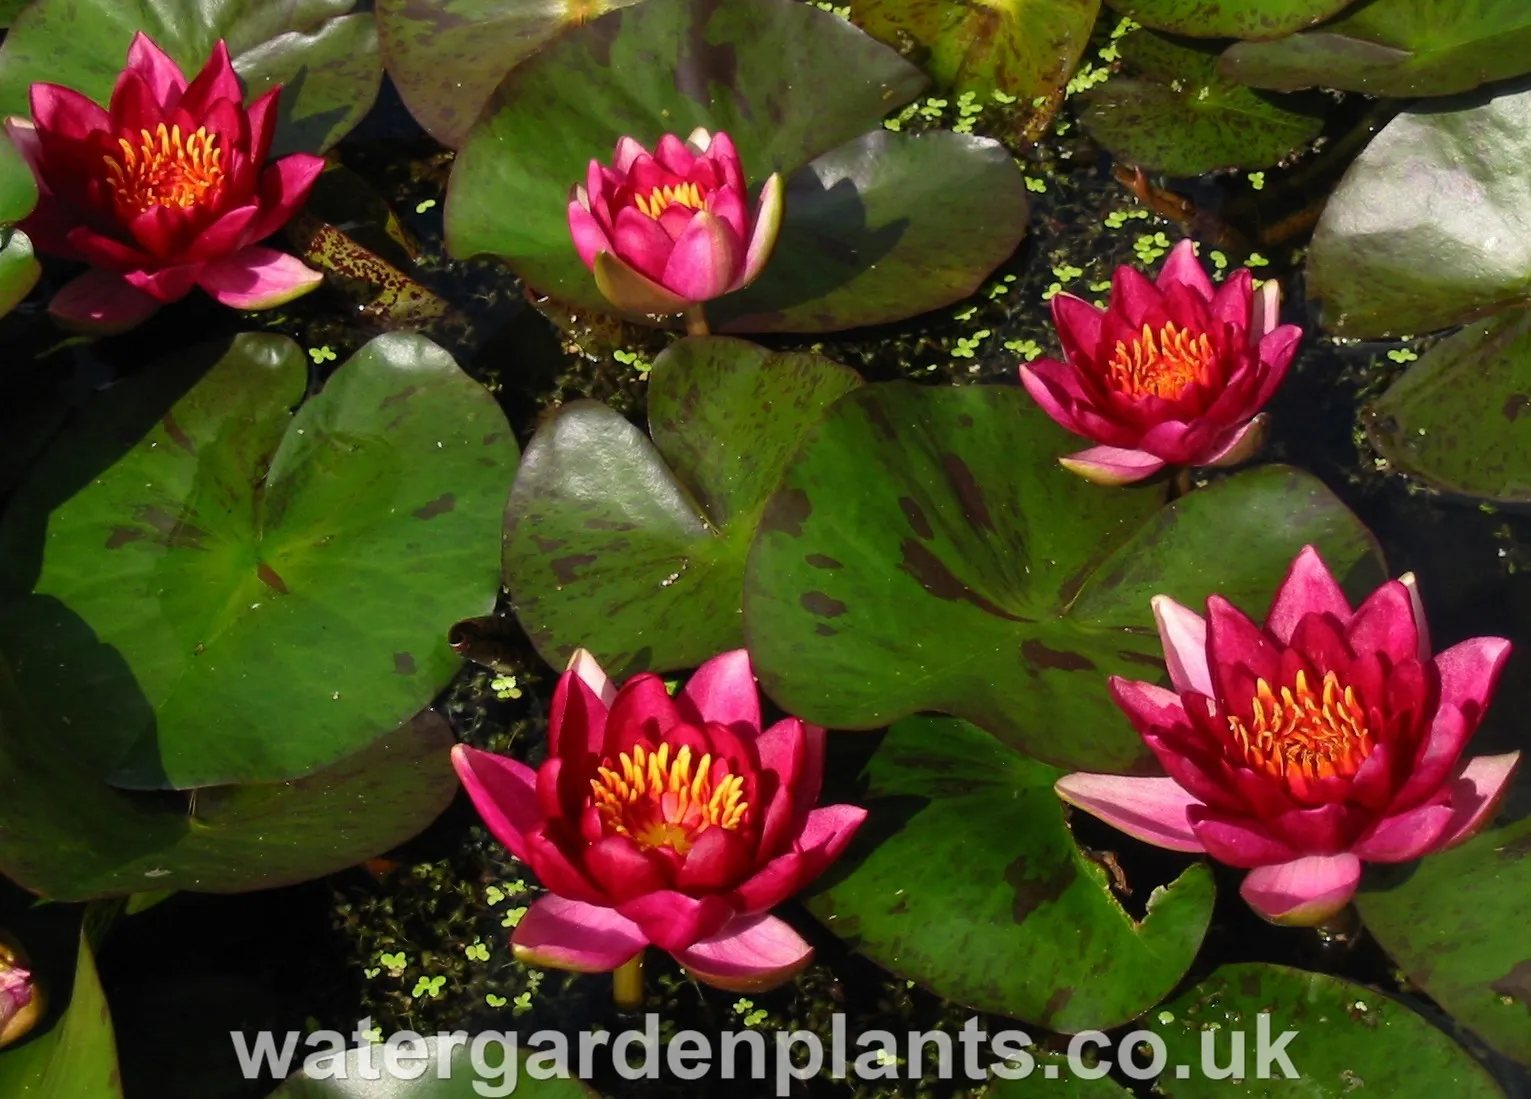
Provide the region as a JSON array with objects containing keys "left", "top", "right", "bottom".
[{"left": 0, "top": 1, "right": 1529, "bottom": 1097}]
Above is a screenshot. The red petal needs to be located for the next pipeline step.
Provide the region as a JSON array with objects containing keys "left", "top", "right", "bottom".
[
  {"left": 30, "top": 83, "right": 109, "bottom": 142},
  {"left": 616, "top": 891, "right": 734, "bottom": 953},
  {"left": 178, "top": 41, "right": 242, "bottom": 119},
  {"left": 450, "top": 745, "right": 544, "bottom": 863},
  {"left": 675, "top": 826, "right": 752, "bottom": 892},
  {"left": 243, "top": 154, "right": 325, "bottom": 243},
  {"left": 125, "top": 32, "right": 189, "bottom": 109},
  {"left": 584, "top": 835, "right": 671, "bottom": 901},
  {"left": 123, "top": 262, "right": 202, "bottom": 303},
  {"left": 606, "top": 674, "right": 683, "bottom": 755}
]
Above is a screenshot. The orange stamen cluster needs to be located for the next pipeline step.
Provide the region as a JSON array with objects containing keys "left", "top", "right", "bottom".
[
  {"left": 1106, "top": 321, "right": 1214, "bottom": 400},
  {"left": 590, "top": 741, "right": 748, "bottom": 854},
  {"left": 1227, "top": 670, "right": 1374, "bottom": 786},
  {"left": 103, "top": 123, "right": 225, "bottom": 217},
  {"left": 634, "top": 181, "right": 706, "bottom": 219}
]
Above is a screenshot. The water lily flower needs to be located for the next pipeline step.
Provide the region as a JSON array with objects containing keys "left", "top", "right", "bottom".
[
  {"left": 1057, "top": 546, "right": 1519, "bottom": 926},
  {"left": 1020, "top": 239, "right": 1301, "bottom": 485},
  {"left": 451, "top": 648, "right": 865, "bottom": 992},
  {"left": 0, "top": 938, "right": 40, "bottom": 1048},
  {"left": 5, "top": 32, "right": 325, "bottom": 333},
  {"left": 567, "top": 128, "right": 783, "bottom": 318}
]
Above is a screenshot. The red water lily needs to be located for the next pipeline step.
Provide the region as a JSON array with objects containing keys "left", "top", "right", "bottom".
[
  {"left": 1057, "top": 546, "right": 1519, "bottom": 925},
  {"left": 567, "top": 128, "right": 783, "bottom": 317},
  {"left": 451, "top": 649, "right": 865, "bottom": 992},
  {"left": 5, "top": 32, "right": 324, "bottom": 332},
  {"left": 1020, "top": 239, "right": 1301, "bottom": 485}
]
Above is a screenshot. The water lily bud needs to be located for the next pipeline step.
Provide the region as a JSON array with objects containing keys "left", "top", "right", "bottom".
[
  {"left": 568, "top": 129, "right": 783, "bottom": 316},
  {"left": 0, "top": 934, "right": 43, "bottom": 1048}
]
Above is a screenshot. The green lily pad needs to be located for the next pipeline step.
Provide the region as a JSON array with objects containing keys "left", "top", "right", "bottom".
[
  {"left": 1364, "top": 311, "right": 1531, "bottom": 503},
  {"left": 743, "top": 383, "right": 1384, "bottom": 771},
  {"left": 1079, "top": 30, "right": 1323, "bottom": 177},
  {"left": 1356, "top": 813, "right": 1531, "bottom": 1067},
  {"left": 0, "top": 332, "right": 516, "bottom": 789},
  {"left": 1152, "top": 963, "right": 1507, "bottom": 1096},
  {"left": 986, "top": 1068, "right": 1134, "bottom": 1097},
  {"left": 808, "top": 715, "right": 1214, "bottom": 1031},
  {"left": 271, "top": 1036, "right": 601, "bottom": 1097},
  {"left": 1305, "top": 86, "right": 1531, "bottom": 339},
  {"left": 1104, "top": 0, "right": 1352, "bottom": 40},
  {"left": 849, "top": 0, "right": 1100, "bottom": 101},
  {"left": 376, "top": 0, "right": 646, "bottom": 149},
  {"left": 0, "top": 229, "right": 39, "bottom": 318},
  {"left": 0, "top": 0, "right": 381, "bottom": 154},
  {"left": 0, "top": 930, "right": 120, "bottom": 1099},
  {"left": 0, "top": 647, "right": 460, "bottom": 901},
  {"left": 0, "top": 124, "right": 37, "bottom": 224},
  {"left": 0, "top": 1, "right": 31, "bottom": 29},
  {"left": 1221, "top": 0, "right": 1531, "bottom": 97},
  {"left": 503, "top": 335, "right": 861, "bottom": 679},
  {"left": 446, "top": 0, "right": 1027, "bottom": 333}
]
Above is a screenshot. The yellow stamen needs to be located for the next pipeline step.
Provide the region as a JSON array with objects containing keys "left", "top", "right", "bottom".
[
  {"left": 1105, "top": 321, "right": 1214, "bottom": 400},
  {"left": 102, "top": 122, "right": 225, "bottom": 217},
  {"left": 633, "top": 181, "right": 706, "bottom": 219},
  {"left": 1227, "top": 669, "right": 1374, "bottom": 788},
  {"left": 590, "top": 742, "right": 749, "bottom": 854}
]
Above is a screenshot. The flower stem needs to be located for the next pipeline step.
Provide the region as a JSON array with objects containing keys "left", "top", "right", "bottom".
[
  {"left": 683, "top": 305, "right": 710, "bottom": 337},
  {"left": 613, "top": 952, "right": 645, "bottom": 1012},
  {"left": 1167, "top": 466, "right": 1193, "bottom": 500}
]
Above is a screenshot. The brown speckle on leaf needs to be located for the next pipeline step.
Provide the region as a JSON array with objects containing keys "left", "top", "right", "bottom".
[{"left": 413, "top": 493, "right": 456, "bottom": 520}]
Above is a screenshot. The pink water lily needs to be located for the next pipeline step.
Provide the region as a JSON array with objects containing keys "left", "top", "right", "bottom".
[
  {"left": 451, "top": 649, "right": 865, "bottom": 992},
  {"left": 567, "top": 128, "right": 783, "bottom": 316},
  {"left": 1020, "top": 239, "right": 1301, "bottom": 485},
  {"left": 1057, "top": 546, "right": 1519, "bottom": 925}
]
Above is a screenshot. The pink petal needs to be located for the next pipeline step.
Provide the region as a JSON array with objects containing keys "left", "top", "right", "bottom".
[
  {"left": 177, "top": 41, "right": 242, "bottom": 119},
  {"left": 1250, "top": 276, "right": 1282, "bottom": 338},
  {"left": 1057, "top": 445, "right": 1166, "bottom": 485},
  {"left": 510, "top": 895, "right": 647, "bottom": 972},
  {"left": 1108, "top": 678, "right": 1188, "bottom": 735},
  {"left": 1019, "top": 362, "right": 1087, "bottom": 436},
  {"left": 1210, "top": 268, "right": 1253, "bottom": 334},
  {"left": 186, "top": 203, "right": 260, "bottom": 261},
  {"left": 1051, "top": 292, "right": 1105, "bottom": 365},
  {"left": 125, "top": 32, "right": 187, "bottom": 108},
  {"left": 1109, "top": 264, "right": 1163, "bottom": 327},
  {"left": 584, "top": 835, "right": 670, "bottom": 901},
  {"left": 1435, "top": 636, "right": 1513, "bottom": 723},
  {"left": 1346, "top": 579, "right": 1419, "bottom": 665},
  {"left": 615, "top": 890, "right": 734, "bottom": 953},
  {"left": 1200, "top": 414, "right": 1268, "bottom": 468},
  {"left": 1265, "top": 545, "right": 1351, "bottom": 645},
  {"left": 1256, "top": 323, "right": 1303, "bottom": 375},
  {"left": 593, "top": 250, "right": 691, "bottom": 315},
  {"left": 611, "top": 205, "right": 676, "bottom": 282},
  {"left": 677, "top": 649, "right": 760, "bottom": 733},
  {"left": 1399, "top": 572, "right": 1430, "bottom": 660},
  {"left": 1151, "top": 595, "right": 1213, "bottom": 696},
  {"left": 736, "top": 172, "right": 782, "bottom": 289},
  {"left": 1157, "top": 239, "right": 1214, "bottom": 303},
  {"left": 450, "top": 744, "right": 544, "bottom": 863},
  {"left": 612, "top": 136, "right": 649, "bottom": 174},
  {"left": 709, "top": 185, "right": 748, "bottom": 245},
  {"left": 661, "top": 209, "right": 742, "bottom": 302},
  {"left": 1187, "top": 809, "right": 1299, "bottom": 868},
  {"left": 672, "top": 913, "right": 813, "bottom": 993},
  {"left": 244, "top": 154, "right": 327, "bottom": 243},
  {"left": 654, "top": 133, "right": 697, "bottom": 176},
  {"left": 569, "top": 197, "right": 613, "bottom": 270},
  {"left": 196, "top": 246, "right": 324, "bottom": 309},
  {"left": 47, "top": 270, "right": 161, "bottom": 333},
  {"left": 1053, "top": 774, "right": 1205, "bottom": 853},
  {"left": 1439, "top": 752, "right": 1521, "bottom": 848},
  {"left": 1351, "top": 802, "right": 1455, "bottom": 862},
  {"left": 732, "top": 804, "right": 868, "bottom": 915},
  {"left": 521, "top": 827, "right": 608, "bottom": 906},
  {"left": 605, "top": 673, "right": 683, "bottom": 749},
  {"left": 29, "top": 83, "right": 108, "bottom": 142},
  {"left": 1239, "top": 854, "right": 1361, "bottom": 926},
  {"left": 567, "top": 648, "right": 618, "bottom": 704},
  {"left": 548, "top": 651, "right": 613, "bottom": 759},
  {"left": 244, "top": 87, "right": 280, "bottom": 168}
]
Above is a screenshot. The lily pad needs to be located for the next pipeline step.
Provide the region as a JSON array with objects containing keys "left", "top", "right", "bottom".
[
  {"left": 1364, "top": 311, "right": 1531, "bottom": 503},
  {"left": 0, "top": 332, "right": 516, "bottom": 789},
  {"left": 1104, "top": 0, "right": 1352, "bottom": 40},
  {"left": 503, "top": 335, "right": 861, "bottom": 679},
  {"left": 808, "top": 715, "right": 1214, "bottom": 1031},
  {"left": 743, "top": 383, "right": 1384, "bottom": 771},
  {"left": 0, "top": 124, "right": 37, "bottom": 224},
  {"left": 1221, "top": 0, "right": 1531, "bottom": 97},
  {"left": 1305, "top": 86, "right": 1531, "bottom": 339},
  {"left": 986, "top": 1068, "right": 1134, "bottom": 1097},
  {"left": 1356, "top": 813, "right": 1531, "bottom": 1067},
  {"left": 1079, "top": 30, "right": 1323, "bottom": 177},
  {"left": 0, "top": 646, "right": 460, "bottom": 901},
  {"left": 271, "top": 1036, "right": 601, "bottom": 1097},
  {"left": 849, "top": 0, "right": 1100, "bottom": 101},
  {"left": 0, "top": 229, "right": 39, "bottom": 318},
  {"left": 0, "top": 0, "right": 381, "bottom": 154},
  {"left": 1152, "top": 963, "right": 1507, "bottom": 1096},
  {"left": 0, "top": 930, "right": 120, "bottom": 1099},
  {"left": 376, "top": 0, "right": 646, "bottom": 149},
  {"left": 446, "top": 0, "right": 1028, "bottom": 333}
]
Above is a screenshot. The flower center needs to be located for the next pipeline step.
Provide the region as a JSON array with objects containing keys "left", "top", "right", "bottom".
[
  {"left": 1106, "top": 322, "right": 1214, "bottom": 400},
  {"left": 103, "top": 123, "right": 225, "bottom": 218},
  {"left": 633, "top": 181, "right": 707, "bottom": 220},
  {"left": 1227, "top": 670, "right": 1373, "bottom": 785},
  {"left": 590, "top": 741, "right": 748, "bottom": 854}
]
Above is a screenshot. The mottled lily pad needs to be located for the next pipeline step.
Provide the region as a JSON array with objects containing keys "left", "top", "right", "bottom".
[
  {"left": 0, "top": 647, "right": 460, "bottom": 901},
  {"left": 807, "top": 715, "right": 1215, "bottom": 1032},
  {"left": 0, "top": 930, "right": 120, "bottom": 1099},
  {"left": 1365, "top": 311, "right": 1531, "bottom": 503},
  {"left": 271, "top": 1036, "right": 602, "bottom": 1097},
  {"left": 503, "top": 336, "right": 861, "bottom": 679},
  {"left": 0, "top": 332, "right": 515, "bottom": 789},
  {"left": 743, "top": 383, "right": 1384, "bottom": 771},
  {"left": 0, "top": 0, "right": 381, "bottom": 154},
  {"left": 849, "top": 0, "right": 1099, "bottom": 102},
  {"left": 1152, "top": 963, "right": 1508, "bottom": 1096},
  {"left": 1104, "top": 0, "right": 1352, "bottom": 40},
  {"left": 1305, "top": 86, "right": 1531, "bottom": 338},
  {"left": 445, "top": 0, "right": 1029, "bottom": 333},
  {"left": 0, "top": 123, "right": 37, "bottom": 224},
  {"left": 377, "top": 0, "right": 646, "bottom": 149},
  {"left": 1079, "top": 30, "right": 1323, "bottom": 177},
  {"left": 1222, "top": 0, "right": 1531, "bottom": 97}
]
